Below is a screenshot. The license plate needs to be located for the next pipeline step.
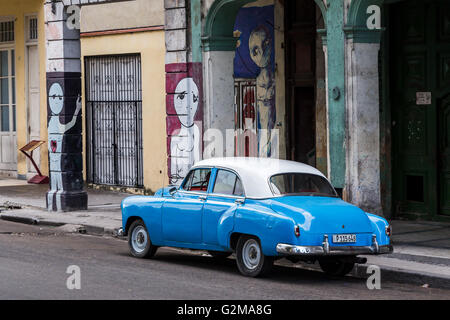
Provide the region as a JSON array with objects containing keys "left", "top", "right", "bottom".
[{"left": 332, "top": 234, "right": 356, "bottom": 243}]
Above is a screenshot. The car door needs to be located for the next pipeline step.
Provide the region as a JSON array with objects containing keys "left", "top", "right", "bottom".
[
  {"left": 162, "top": 168, "right": 212, "bottom": 244},
  {"left": 202, "top": 168, "right": 245, "bottom": 246}
]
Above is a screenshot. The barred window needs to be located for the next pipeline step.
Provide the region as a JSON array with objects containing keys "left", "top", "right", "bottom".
[
  {"left": 0, "top": 21, "right": 14, "bottom": 43},
  {"left": 234, "top": 79, "right": 257, "bottom": 157},
  {"left": 28, "top": 17, "right": 38, "bottom": 41}
]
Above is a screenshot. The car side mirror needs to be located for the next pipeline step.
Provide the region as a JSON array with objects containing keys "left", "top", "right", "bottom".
[{"left": 168, "top": 186, "right": 177, "bottom": 196}]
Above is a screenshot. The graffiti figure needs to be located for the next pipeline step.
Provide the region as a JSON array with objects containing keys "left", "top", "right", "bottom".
[
  {"left": 170, "top": 77, "right": 201, "bottom": 185},
  {"left": 47, "top": 82, "right": 81, "bottom": 210},
  {"left": 248, "top": 25, "right": 276, "bottom": 157}
]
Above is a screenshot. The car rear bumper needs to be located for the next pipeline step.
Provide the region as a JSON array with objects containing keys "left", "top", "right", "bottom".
[{"left": 276, "top": 235, "right": 393, "bottom": 256}]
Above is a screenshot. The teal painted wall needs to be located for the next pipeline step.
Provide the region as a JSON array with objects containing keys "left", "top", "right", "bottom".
[
  {"left": 326, "top": 0, "right": 346, "bottom": 188},
  {"left": 191, "top": 0, "right": 202, "bottom": 63}
]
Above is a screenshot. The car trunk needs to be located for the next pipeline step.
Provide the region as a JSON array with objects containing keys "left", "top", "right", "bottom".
[{"left": 270, "top": 196, "right": 374, "bottom": 235}]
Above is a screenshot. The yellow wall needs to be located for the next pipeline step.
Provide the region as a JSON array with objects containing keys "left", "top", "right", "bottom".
[
  {"left": 81, "top": 0, "right": 164, "bottom": 33},
  {"left": 81, "top": 30, "right": 168, "bottom": 193},
  {"left": 0, "top": 0, "right": 48, "bottom": 177}
]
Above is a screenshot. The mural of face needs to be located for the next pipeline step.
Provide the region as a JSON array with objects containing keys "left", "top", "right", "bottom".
[
  {"left": 49, "top": 83, "right": 64, "bottom": 115},
  {"left": 174, "top": 77, "right": 199, "bottom": 127},
  {"left": 249, "top": 26, "right": 271, "bottom": 69}
]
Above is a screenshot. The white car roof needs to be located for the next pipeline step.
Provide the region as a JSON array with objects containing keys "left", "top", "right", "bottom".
[{"left": 191, "top": 157, "right": 328, "bottom": 199}]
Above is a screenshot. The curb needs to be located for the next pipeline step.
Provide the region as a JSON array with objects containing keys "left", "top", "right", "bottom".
[
  {"left": 276, "top": 259, "right": 450, "bottom": 290},
  {"left": 0, "top": 214, "right": 122, "bottom": 238},
  {"left": 352, "top": 263, "right": 450, "bottom": 290}
]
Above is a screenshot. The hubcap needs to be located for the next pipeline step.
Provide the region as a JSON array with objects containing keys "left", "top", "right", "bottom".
[
  {"left": 242, "top": 239, "right": 261, "bottom": 270},
  {"left": 131, "top": 226, "right": 148, "bottom": 253}
]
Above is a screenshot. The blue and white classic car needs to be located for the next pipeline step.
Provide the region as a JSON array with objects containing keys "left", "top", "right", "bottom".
[{"left": 121, "top": 157, "right": 393, "bottom": 277}]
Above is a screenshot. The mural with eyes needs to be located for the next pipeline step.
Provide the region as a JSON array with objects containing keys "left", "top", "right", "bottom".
[
  {"left": 47, "top": 82, "right": 82, "bottom": 211},
  {"left": 234, "top": 5, "right": 276, "bottom": 157},
  {"left": 170, "top": 77, "right": 201, "bottom": 185}
]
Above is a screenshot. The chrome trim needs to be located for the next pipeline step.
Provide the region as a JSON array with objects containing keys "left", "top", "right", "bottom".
[
  {"left": 322, "top": 234, "right": 330, "bottom": 254},
  {"left": 178, "top": 190, "right": 208, "bottom": 197},
  {"left": 276, "top": 235, "right": 393, "bottom": 256}
]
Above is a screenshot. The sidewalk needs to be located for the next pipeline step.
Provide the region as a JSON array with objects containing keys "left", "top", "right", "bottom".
[
  {"left": 0, "top": 177, "right": 449, "bottom": 289},
  {"left": 0, "top": 177, "right": 125, "bottom": 235}
]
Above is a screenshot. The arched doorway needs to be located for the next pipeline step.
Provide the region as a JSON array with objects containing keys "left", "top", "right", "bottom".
[{"left": 202, "top": 0, "right": 327, "bottom": 168}]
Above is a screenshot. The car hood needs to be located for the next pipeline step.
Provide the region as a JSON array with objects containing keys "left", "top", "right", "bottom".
[{"left": 270, "top": 196, "right": 373, "bottom": 234}]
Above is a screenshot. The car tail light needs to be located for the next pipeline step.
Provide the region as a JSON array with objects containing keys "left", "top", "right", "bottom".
[
  {"left": 294, "top": 225, "right": 300, "bottom": 237},
  {"left": 385, "top": 225, "right": 392, "bottom": 237}
]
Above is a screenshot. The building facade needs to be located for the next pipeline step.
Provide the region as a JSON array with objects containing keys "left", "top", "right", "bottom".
[
  {"left": 164, "top": 0, "right": 450, "bottom": 222},
  {"left": 0, "top": 0, "right": 168, "bottom": 211},
  {"left": 0, "top": 0, "right": 448, "bottom": 221}
]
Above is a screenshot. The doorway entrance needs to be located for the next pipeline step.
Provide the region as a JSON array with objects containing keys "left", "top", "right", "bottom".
[
  {"left": 26, "top": 16, "right": 40, "bottom": 176},
  {"left": 0, "top": 47, "right": 17, "bottom": 172},
  {"left": 85, "top": 54, "right": 144, "bottom": 188},
  {"left": 285, "top": 0, "right": 325, "bottom": 169},
  {"left": 390, "top": 0, "right": 450, "bottom": 218}
]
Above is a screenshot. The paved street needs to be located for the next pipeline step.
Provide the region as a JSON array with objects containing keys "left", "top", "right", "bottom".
[{"left": 0, "top": 220, "right": 449, "bottom": 300}]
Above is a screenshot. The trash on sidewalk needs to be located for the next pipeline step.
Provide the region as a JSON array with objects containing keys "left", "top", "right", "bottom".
[{"left": 0, "top": 201, "right": 23, "bottom": 211}]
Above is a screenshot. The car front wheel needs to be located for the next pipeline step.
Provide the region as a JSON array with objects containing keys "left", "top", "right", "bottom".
[
  {"left": 128, "top": 219, "right": 158, "bottom": 258},
  {"left": 318, "top": 258, "right": 355, "bottom": 276},
  {"left": 236, "top": 236, "right": 273, "bottom": 277}
]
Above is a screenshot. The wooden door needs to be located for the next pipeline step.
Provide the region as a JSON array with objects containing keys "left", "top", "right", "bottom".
[
  {"left": 391, "top": 0, "right": 450, "bottom": 218},
  {"left": 27, "top": 45, "right": 40, "bottom": 174}
]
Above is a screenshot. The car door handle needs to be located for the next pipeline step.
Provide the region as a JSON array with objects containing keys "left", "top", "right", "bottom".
[
  {"left": 199, "top": 195, "right": 207, "bottom": 201},
  {"left": 235, "top": 198, "right": 245, "bottom": 205}
]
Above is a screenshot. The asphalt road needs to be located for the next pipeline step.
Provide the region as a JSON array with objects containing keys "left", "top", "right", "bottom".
[{"left": 0, "top": 220, "right": 449, "bottom": 300}]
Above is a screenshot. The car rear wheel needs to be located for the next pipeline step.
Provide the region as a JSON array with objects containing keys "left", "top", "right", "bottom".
[
  {"left": 318, "top": 258, "right": 355, "bottom": 276},
  {"left": 128, "top": 220, "right": 158, "bottom": 258},
  {"left": 236, "top": 236, "right": 273, "bottom": 277}
]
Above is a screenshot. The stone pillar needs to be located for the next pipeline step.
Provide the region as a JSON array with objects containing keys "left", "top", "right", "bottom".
[
  {"left": 345, "top": 40, "right": 382, "bottom": 214},
  {"left": 202, "top": 51, "right": 235, "bottom": 147},
  {"left": 165, "top": 0, "right": 204, "bottom": 185},
  {"left": 45, "top": 0, "right": 87, "bottom": 211}
]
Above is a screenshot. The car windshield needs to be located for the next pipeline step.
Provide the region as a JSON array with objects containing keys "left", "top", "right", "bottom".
[{"left": 269, "top": 173, "right": 338, "bottom": 197}]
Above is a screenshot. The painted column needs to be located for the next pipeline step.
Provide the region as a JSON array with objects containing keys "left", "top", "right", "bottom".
[
  {"left": 45, "top": 0, "right": 87, "bottom": 211},
  {"left": 325, "top": 0, "right": 346, "bottom": 190},
  {"left": 165, "top": 0, "right": 204, "bottom": 184}
]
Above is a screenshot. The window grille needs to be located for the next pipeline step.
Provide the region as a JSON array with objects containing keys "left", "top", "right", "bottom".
[
  {"left": 0, "top": 21, "right": 14, "bottom": 43},
  {"left": 28, "top": 17, "right": 38, "bottom": 41}
]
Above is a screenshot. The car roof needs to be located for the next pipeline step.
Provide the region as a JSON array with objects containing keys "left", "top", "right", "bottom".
[{"left": 191, "top": 157, "right": 328, "bottom": 198}]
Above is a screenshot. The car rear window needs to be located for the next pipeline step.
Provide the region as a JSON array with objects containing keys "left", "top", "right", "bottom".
[{"left": 269, "top": 173, "right": 337, "bottom": 197}]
